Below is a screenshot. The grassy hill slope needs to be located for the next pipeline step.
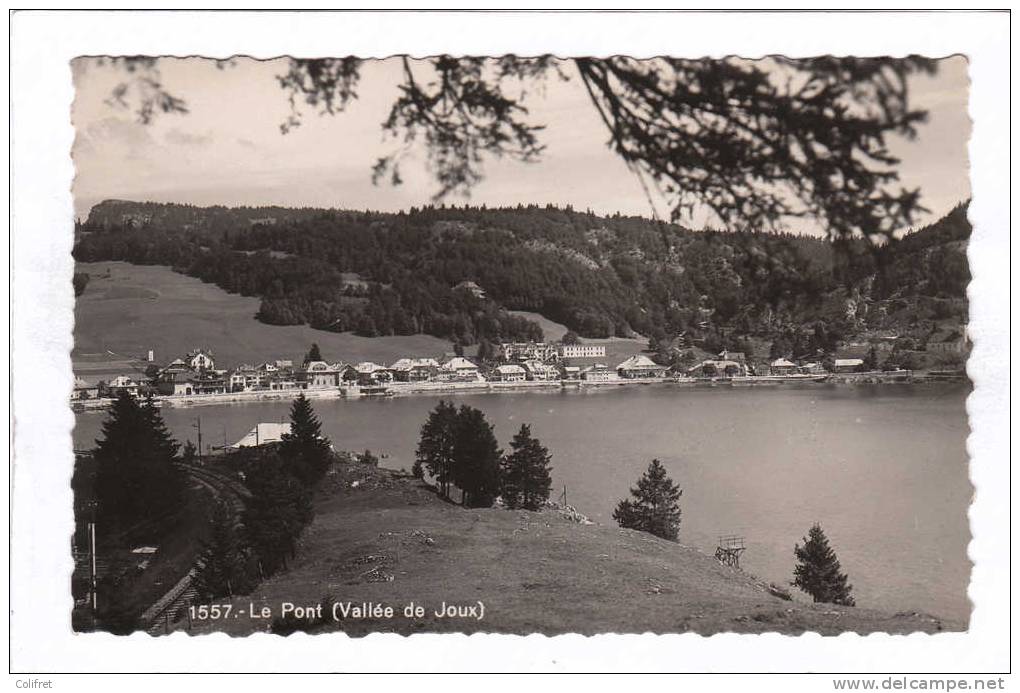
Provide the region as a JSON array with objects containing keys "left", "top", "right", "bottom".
[
  {"left": 188, "top": 461, "right": 956, "bottom": 637},
  {"left": 73, "top": 261, "right": 454, "bottom": 373}
]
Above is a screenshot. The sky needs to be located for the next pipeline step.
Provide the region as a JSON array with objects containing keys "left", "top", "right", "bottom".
[{"left": 71, "top": 56, "right": 971, "bottom": 233}]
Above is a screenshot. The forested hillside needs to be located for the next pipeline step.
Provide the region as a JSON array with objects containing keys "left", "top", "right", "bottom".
[{"left": 74, "top": 201, "right": 970, "bottom": 354}]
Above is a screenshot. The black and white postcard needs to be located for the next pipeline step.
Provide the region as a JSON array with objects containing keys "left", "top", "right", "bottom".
[{"left": 8, "top": 8, "right": 1012, "bottom": 683}]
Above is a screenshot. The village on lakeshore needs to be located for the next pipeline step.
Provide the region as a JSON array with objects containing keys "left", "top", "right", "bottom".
[{"left": 71, "top": 326, "right": 969, "bottom": 410}]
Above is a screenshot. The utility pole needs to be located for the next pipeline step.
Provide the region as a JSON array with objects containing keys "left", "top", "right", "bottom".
[
  {"left": 88, "top": 500, "right": 98, "bottom": 618},
  {"left": 89, "top": 521, "right": 97, "bottom": 613},
  {"left": 194, "top": 417, "right": 202, "bottom": 463}
]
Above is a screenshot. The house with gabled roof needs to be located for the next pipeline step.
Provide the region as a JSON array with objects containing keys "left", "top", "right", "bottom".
[
  {"left": 71, "top": 377, "right": 99, "bottom": 401},
  {"left": 493, "top": 364, "right": 527, "bottom": 382},
  {"left": 582, "top": 363, "right": 615, "bottom": 382},
  {"left": 161, "top": 358, "right": 189, "bottom": 375},
  {"left": 354, "top": 362, "right": 393, "bottom": 385},
  {"left": 300, "top": 360, "right": 342, "bottom": 388},
  {"left": 560, "top": 364, "right": 582, "bottom": 381},
  {"left": 770, "top": 358, "right": 798, "bottom": 376},
  {"left": 100, "top": 374, "right": 141, "bottom": 398},
  {"left": 452, "top": 280, "right": 486, "bottom": 299},
  {"left": 616, "top": 354, "right": 668, "bottom": 379},
  {"left": 522, "top": 359, "right": 560, "bottom": 381},
  {"left": 833, "top": 358, "right": 864, "bottom": 373},
  {"left": 439, "top": 356, "right": 482, "bottom": 382},
  {"left": 389, "top": 357, "right": 440, "bottom": 382},
  {"left": 718, "top": 350, "right": 747, "bottom": 364},
  {"left": 186, "top": 348, "right": 215, "bottom": 371}
]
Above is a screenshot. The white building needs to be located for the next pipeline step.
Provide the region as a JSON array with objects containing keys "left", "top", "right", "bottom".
[
  {"left": 230, "top": 422, "right": 292, "bottom": 448},
  {"left": 501, "top": 342, "right": 559, "bottom": 362},
  {"left": 582, "top": 363, "right": 615, "bottom": 382},
  {"left": 770, "top": 358, "right": 798, "bottom": 375},
  {"left": 101, "top": 375, "right": 141, "bottom": 398},
  {"left": 71, "top": 377, "right": 99, "bottom": 400},
  {"left": 616, "top": 354, "right": 668, "bottom": 379},
  {"left": 522, "top": 359, "right": 560, "bottom": 381},
  {"left": 389, "top": 357, "right": 440, "bottom": 382},
  {"left": 453, "top": 280, "right": 486, "bottom": 299},
  {"left": 558, "top": 343, "right": 606, "bottom": 359},
  {"left": 301, "top": 360, "right": 342, "bottom": 388},
  {"left": 354, "top": 362, "right": 393, "bottom": 384},
  {"left": 229, "top": 366, "right": 263, "bottom": 391},
  {"left": 833, "top": 358, "right": 864, "bottom": 373},
  {"left": 439, "top": 356, "right": 482, "bottom": 382},
  {"left": 186, "top": 348, "right": 215, "bottom": 371},
  {"left": 494, "top": 364, "right": 527, "bottom": 382}
]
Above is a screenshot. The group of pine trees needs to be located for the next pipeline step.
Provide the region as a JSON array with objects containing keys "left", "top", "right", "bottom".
[
  {"left": 91, "top": 391, "right": 186, "bottom": 531},
  {"left": 412, "top": 401, "right": 553, "bottom": 510},
  {"left": 195, "top": 393, "right": 329, "bottom": 600},
  {"left": 611, "top": 459, "right": 854, "bottom": 606},
  {"left": 86, "top": 389, "right": 332, "bottom": 610}
]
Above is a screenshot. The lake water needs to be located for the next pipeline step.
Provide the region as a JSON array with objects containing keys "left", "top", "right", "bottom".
[{"left": 74, "top": 383, "right": 972, "bottom": 621}]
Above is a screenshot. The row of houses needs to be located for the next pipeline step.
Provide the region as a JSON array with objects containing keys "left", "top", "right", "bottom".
[
  {"left": 72, "top": 346, "right": 674, "bottom": 400},
  {"left": 684, "top": 351, "right": 850, "bottom": 378},
  {"left": 70, "top": 374, "right": 142, "bottom": 401},
  {"left": 686, "top": 354, "right": 876, "bottom": 378},
  {"left": 73, "top": 343, "right": 899, "bottom": 402}
]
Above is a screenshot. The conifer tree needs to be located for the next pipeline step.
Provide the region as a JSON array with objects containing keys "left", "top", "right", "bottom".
[
  {"left": 243, "top": 452, "right": 314, "bottom": 575},
  {"left": 500, "top": 424, "right": 553, "bottom": 510},
  {"left": 193, "top": 499, "right": 250, "bottom": 601},
  {"left": 279, "top": 393, "right": 332, "bottom": 485},
  {"left": 612, "top": 459, "right": 683, "bottom": 541},
  {"left": 305, "top": 342, "right": 322, "bottom": 363},
  {"left": 415, "top": 400, "right": 459, "bottom": 498},
  {"left": 792, "top": 524, "right": 856, "bottom": 606},
  {"left": 451, "top": 405, "right": 503, "bottom": 508},
  {"left": 93, "top": 391, "right": 184, "bottom": 528},
  {"left": 476, "top": 338, "right": 495, "bottom": 363},
  {"left": 862, "top": 345, "right": 879, "bottom": 372}
]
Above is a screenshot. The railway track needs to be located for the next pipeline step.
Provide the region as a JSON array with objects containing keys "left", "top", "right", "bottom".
[{"left": 140, "top": 462, "right": 250, "bottom": 635}]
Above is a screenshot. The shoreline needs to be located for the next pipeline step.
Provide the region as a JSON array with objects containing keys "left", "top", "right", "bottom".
[{"left": 70, "top": 370, "right": 966, "bottom": 413}]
